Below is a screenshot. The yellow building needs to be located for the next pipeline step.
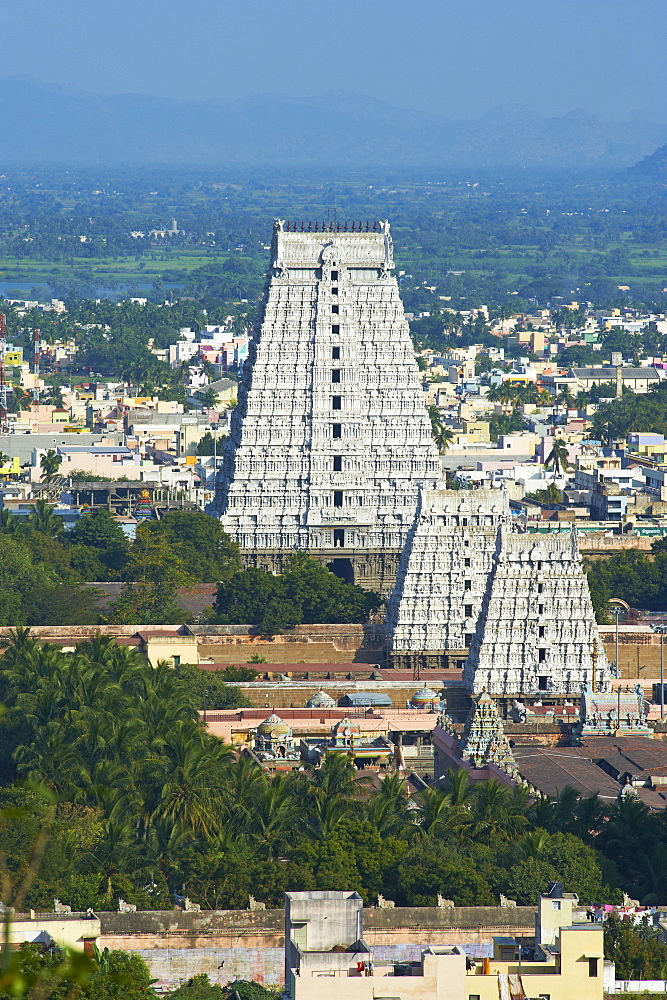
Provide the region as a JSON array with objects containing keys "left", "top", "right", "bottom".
[
  {"left": 460, "top": 419, "right": 490, "bottom": 444},
  {"left": 286, "top": 889, "right": 604, "bottom": 1000},
  {"left": 0, "top": 456, "right": 20, "bottom": 476}
]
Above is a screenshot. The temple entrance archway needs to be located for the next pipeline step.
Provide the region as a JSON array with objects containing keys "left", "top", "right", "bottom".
[{"left": 327, "top": 558, "right": 354, "bottom": 585}]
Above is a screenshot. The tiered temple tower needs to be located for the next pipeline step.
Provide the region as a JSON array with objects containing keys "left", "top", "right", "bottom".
[
  {"left": 459, "top": 689, "right": 518, "bottom": 776},
  {"left": 385, "top": 488, "right": 511, "bottom": 670},
  {"left": 387, "top": 488, "right": 611, "bottom": 700},
  {"left": 213, "top": 220, "right": 441, "bottom": 593},
  {"left": 465, "top": 528, "right": 611, "bottom": 697}
]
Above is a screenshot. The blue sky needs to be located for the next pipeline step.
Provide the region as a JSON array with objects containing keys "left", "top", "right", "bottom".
[{"left": 3, "top": 0, "right": 666, "bottom": 120}]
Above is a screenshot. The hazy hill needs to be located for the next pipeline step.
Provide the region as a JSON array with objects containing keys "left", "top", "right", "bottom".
[
  {"left": 630, "top": 141, "right": 667, "bottom": 181},
  {"left": 1, "top": 76, "right": 665, "bottom": 168}
]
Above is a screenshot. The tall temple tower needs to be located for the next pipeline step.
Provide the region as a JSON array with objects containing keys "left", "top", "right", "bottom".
[{"left": 212, "top": 220, "right": 441, "bottom": 593}]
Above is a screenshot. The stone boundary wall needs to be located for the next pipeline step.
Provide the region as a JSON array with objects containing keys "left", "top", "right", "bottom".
[
  {"left": 98, "top": 906, "right": 536, "bottom": 989},
  {"left": 579, "top": 536, "right": 654, "bottom": 553}
]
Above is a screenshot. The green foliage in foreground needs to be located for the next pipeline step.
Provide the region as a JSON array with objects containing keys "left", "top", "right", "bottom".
[
  {"left": 0, "top": 943, "right": 155, "bottom": 1000},
  {"left": 0, "top": 630, "right": 659, "bottom": 916},
  {"left": 164, "top": 976, "right": 280, "bottom": 1000},
  {"left": 215, "top": 554, "right": 382, "bottom": 632}
]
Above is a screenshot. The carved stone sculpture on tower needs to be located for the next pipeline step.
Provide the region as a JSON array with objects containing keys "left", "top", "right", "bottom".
[{"left": 211, "top": 220, "right": 440, "bottom": 593}]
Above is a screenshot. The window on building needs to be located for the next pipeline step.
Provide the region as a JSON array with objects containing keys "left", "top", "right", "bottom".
[
  {"left": 333, "top": 528, "right": 345, "bottom": 547},
  {"left": 331, "top": 369, "right": 341, "bottom": 382},
  {"left": 332, "top": 396, "right": 342, "bottom": 410},
  {"left": 537, "top": 561, "right": 542, "bottom": 570},
  {"left": 465, "top": 604, "right": 473, "bottom": 618},
  {"left": 332, "top": 286, "right": 338, "bottom": 295},
  {"left": 333, "top": 456, "right": 342, "bottom": 471},
  {"left": 465, "top": 633, "right": 472, "bottom": 648},
  {"left": 464, "top": 580, "right": 472, "bottom": 591},
  {"left": 538, "top": 604, "right": 544, "bottom": 615},
  {"left": 469, "top": 995, "right": 481, "bottom": 1000},
  {"left": 332, "top": 423, "right": 342, "bottom": 439},
  {"left": 538, "top": 648, "right": 546, "bottom": 662},
  {"left": 500, "top": 947, "right": 515, "bottom": 962},
  {"left": 332, "top": 324, "right": 340, "bottom": 334},
  {"left": 538, "top": 675, "right": 548, "bottom": 690},
  {"left": 332, "top": 304, "right": 339, "bottom": 314},
  {"left": 464, "top": 557, "right": 471, "bottom": 567},
  {"left": 588, "top": 958, "right": 598, "bottom": 978},
  {"left": 332, "top": 346, "right": 340, "bottom": 359},
  {"left": 539, "top": 626, "right": 545, "bottom": 638},
  {"left": 538, "top": 583, "right": 544, "bottom": 594},
  {"left": 173, "top": 655, "right": 181, "bottom": 667},
  {"left": 333, "top": 491, "right": 343, "bottom": 507},
  {"left": 331, "top": 270, "right": 338, "bottom": 281}
]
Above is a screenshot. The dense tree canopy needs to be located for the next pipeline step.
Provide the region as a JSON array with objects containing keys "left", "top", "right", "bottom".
[
  {"left": 142, "top": 510, "right": 241, "bottom": 584},
  {"left": 214, "top": 555, "right": 382, "bottom": 632},
  {"left": 587, "top": 548, "right": 667, "bottom": 614},
  {"left": 0, "top": 630, "right": 661, "bottom": 922}
]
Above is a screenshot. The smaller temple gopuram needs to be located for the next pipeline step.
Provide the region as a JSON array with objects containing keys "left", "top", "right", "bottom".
[
  {"left": 458, "top": 689, "right": 519, "bottom": 777},
  {"left": 576, "top": 683, "right": 653, "bottom": 740}
]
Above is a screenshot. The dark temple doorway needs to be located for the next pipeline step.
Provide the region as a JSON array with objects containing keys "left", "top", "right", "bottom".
[{"left": 327, "top": 557, "right": 354, "bottom": 584}]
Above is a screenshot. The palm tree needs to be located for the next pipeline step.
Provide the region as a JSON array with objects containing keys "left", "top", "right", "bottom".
[
  {"left": 556, "top": 386, "right": 574, "bottom": 421},
  {"left": 428, "top": 405, "right": 454, "bottom": 454},
  {"left": 197, "top": 387, "right": 220, "bottom": 411},
  {"left": 25, "top": 498, "right": 65, "bottom": 538},
  {"left": 519, "top": 828, "right": 551, "bottom": 859},
  {"left": 151, "top": 724, "right": 231, "bottom": 838},
  {"left": 242, "top": 774, "right": 296, "bottom": 858},
  {"left": 471, "top": 780, "right": 528, "bottom": 842},
  {"left": 7, "top": 386, "right": 31, "bottom": 413},
  {"left": 44, "top": 385, "right": 65, "bottom": 409},
  {"left": 486, "top": 385, "right": 516, "bottom": 406},
  {"left": 0, "top": 508, "right": 21, "bottom": 535},
  {"left": 441, "top": 768, "right": 474, "bottom": 809},
  {"left": 544, "top": 438, "right": 569, "bottom": 480},
  {"left": 39, "top": 448, "right": 62, "bottom": 483}
]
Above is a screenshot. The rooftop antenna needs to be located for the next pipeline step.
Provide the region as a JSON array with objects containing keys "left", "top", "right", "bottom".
[{"left": 0, "top": 312, "right": 8, "bottom": 433}]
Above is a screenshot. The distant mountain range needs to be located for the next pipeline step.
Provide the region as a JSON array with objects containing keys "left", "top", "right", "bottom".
[{"left": 1, "top": 76, "right": 666, "bottom": 169}]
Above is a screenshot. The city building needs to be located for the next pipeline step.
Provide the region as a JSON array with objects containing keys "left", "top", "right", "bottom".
[
  {"left": 284, "top": 889, "right": 605, "bottom": 1000},
  {"left": 212, "top": 220, "right": 440, "bottom": 593}
]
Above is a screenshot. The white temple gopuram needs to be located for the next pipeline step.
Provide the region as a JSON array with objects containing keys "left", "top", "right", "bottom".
[
  {"left": 386, "top": 488, "right": 611, "bottom": 699},
  {"left": 212, "top": 220, "right": 440, "bottom": 592}
]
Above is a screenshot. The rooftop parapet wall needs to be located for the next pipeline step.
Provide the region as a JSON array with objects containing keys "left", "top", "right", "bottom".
[{"left": 97, "top": 905, "right": 535, "bottom": 938}]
